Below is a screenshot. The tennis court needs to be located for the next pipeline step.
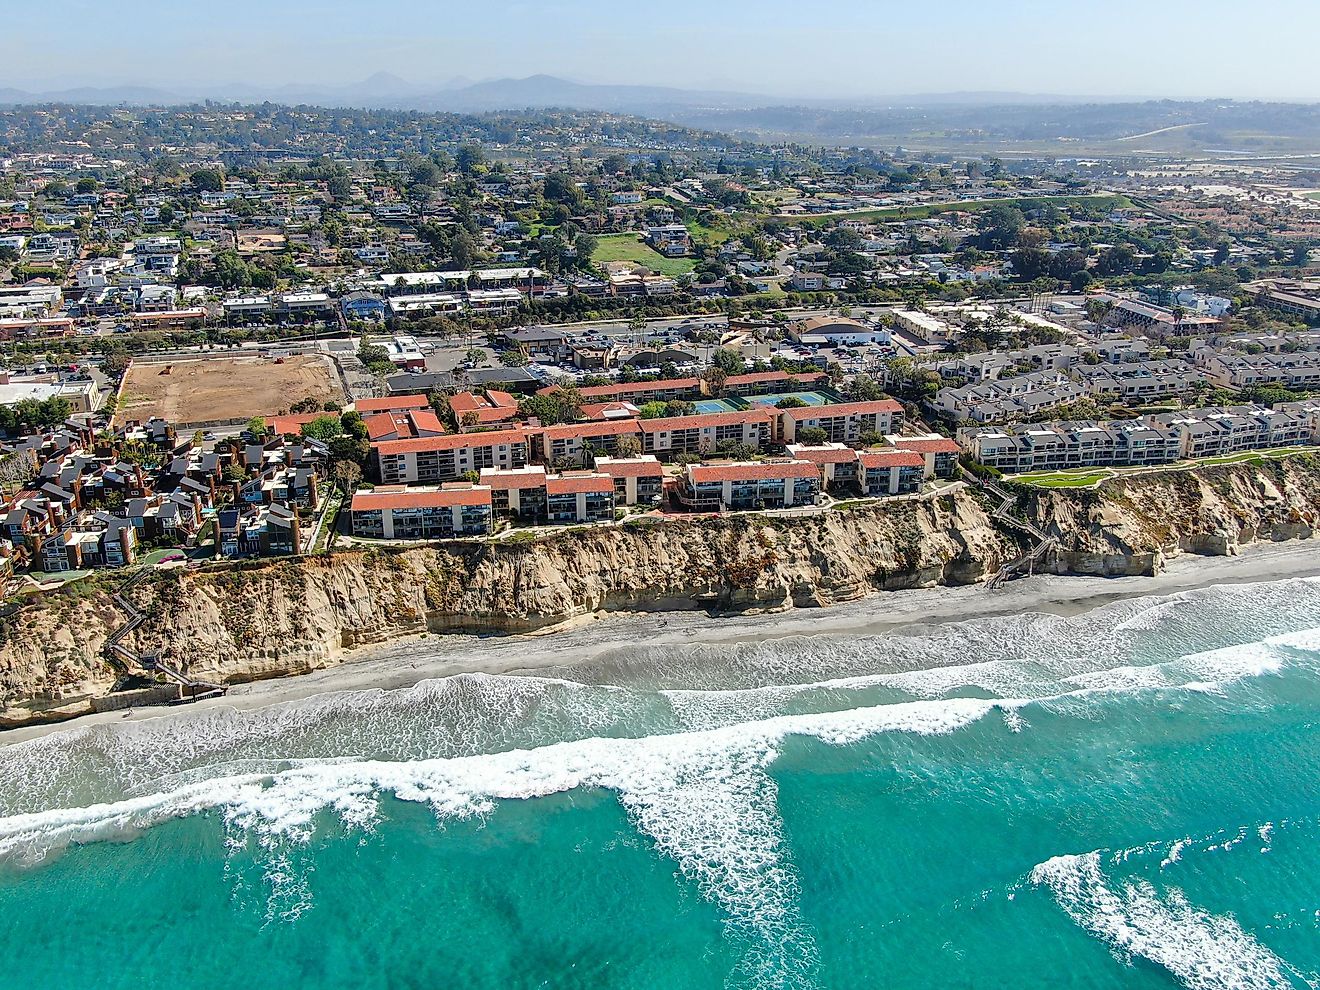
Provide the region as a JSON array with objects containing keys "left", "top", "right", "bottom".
[{"left": 693, "top": 391, "right": 838, "bottom": 414}]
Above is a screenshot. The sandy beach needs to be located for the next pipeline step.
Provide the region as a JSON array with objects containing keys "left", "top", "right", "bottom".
[{"left": 7, "top": 540, "right": 1320, "bottom": 744}]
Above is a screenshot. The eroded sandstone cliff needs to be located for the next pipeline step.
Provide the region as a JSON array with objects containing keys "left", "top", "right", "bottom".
[{"left": 3, "top": 457, "right": 1318, "bottom": 727}]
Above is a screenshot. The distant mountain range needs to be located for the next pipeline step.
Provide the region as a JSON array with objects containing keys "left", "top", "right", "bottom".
[
  {"left": 8, "top": 76, "right": 1315, "bottom": 154},
  {"left": 0, "top": 74, "right": 1133, "bottom": 116}
]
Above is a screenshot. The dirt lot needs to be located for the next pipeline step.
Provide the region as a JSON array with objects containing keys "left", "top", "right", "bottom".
[{"left": 115, "top": 355, "right": 344, "bottom": 426}]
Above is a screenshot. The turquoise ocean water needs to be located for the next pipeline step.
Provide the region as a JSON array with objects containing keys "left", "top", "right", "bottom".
[{"left": 2, "top": 576, "right": 1320, "bottom": 989}]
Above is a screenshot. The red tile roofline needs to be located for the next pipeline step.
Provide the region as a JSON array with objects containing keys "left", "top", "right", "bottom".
[
  {"left": 687, "top": 460, "right": 818, "bottom": 483},
  {"left": 641, "top": 409, "right": 772, "bottom": 432},
  {"left": 356, "top": 394, "right": 431, "bottom": 413},
  {"left": 351, "top": 487, "right": 492, "bottom": 510},
  {"left": 780, "top": 399, "right": 902, "bottom": 421},
  {"left": 374, "top": 428, "right": 529, "bottom": 455}
]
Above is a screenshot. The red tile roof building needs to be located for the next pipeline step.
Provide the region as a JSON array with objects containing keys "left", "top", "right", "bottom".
[
  {"left": 679, "top": 459, "right": 820, "bottom": 511},
  {"left": 593, "top": 455, "right": 665, "bottom": 506},
  {"left": 538, "top": 377, "right": 702, "bottom": 403},
  {"left": 539, "top": 419, "right": 644, "bottom": 466},
  {"left": 640, "top": 409, "right": 774, "bottom": 457},
  {"left": 364, "top": 409, "right": 448, "bottom": 442},
  {"left": 545, "top": 471, "right": 615, "bottom": 523},
  {"left": 349, "top": 484, "right": 493, "bottom": 539},
  {"left": 784, "top": 442, "right": 862, "bottom": 488},
  {"left": 373, "top": 428, "right": 531, "bottom": 484},
  {"left": 479, "top": 466, "right": 549, "bottom": 518},
  {"left": 778, "top": 399, "right": 903, "bottom": 444},
  {"left": 266, "top": 413, "right": 323, "bottom": 436},
  {"left": 450, "top": 389, "right": 520, "bottom": 428},
  {"left": 887, "top": 433, "right": 961, "bottom": 479},
  {"left": 355, "top": 394, "right": 431, "bottom": 415},
  {"left": 857, "top": 449, "right": 925, "bottom": 496}
]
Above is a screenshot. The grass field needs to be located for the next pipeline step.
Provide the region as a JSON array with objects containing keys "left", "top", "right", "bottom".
[
  {"left": 1014, "top": 470, "right": 1112, "bottom": 489},
  {"left": 686, "top": 219, "right": 732, "bottom": 246},
  {"left": 593, "top": 233, "right": 696, "bottom": 276},
  {"left": 116, "top": 355, "right": 342, "bottom": 426},
  {"left": 1012, "top": 445, "right": 1316, "bottom": 488},
  {"left": 1195, "top": 446, "right": 1314, "bottom": 467},
  {"left": 785, "top": 194, "right": 1133, "bottom": 226}
]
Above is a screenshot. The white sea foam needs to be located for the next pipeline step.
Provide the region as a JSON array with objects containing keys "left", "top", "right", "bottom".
[
  {"left": 0, "top": 696, "right": 996, "bottom": 989},
  {"left": 1160, "top": 839, "right": 1190, "bottom": 870},
  {"left": 1032, "top": 851, "right": 1299, "bottom": 989},
  {"left": 1259, "top": 823, "right": 1274, "bottom": 853},
  {"left": 1179, "top": 644, "right": 1287, "bottom": 685}
]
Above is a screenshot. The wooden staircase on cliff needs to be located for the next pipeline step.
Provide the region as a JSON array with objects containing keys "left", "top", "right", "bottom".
[
  {"left": 103, "top": 568, "right": 228, "bottom": 703},
  {"left": 979, "top": 481, "right": 1058, "bottom": 590}
]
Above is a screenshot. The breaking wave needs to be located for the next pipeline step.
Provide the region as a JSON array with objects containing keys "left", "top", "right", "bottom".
[
  {"left": 1031, "top": 830, "right": 1320, "bottom": 990},
  {"left": 1032, "top": 852, "right": 1296, "bottom": 989},
  {"left": 3, "top": 574, "right": 1320, "bottom": 988}
]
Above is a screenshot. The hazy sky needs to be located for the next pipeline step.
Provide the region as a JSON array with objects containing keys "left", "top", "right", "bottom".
[{"left": 6, "top": 0, "right": 1319, "bottom": 100}]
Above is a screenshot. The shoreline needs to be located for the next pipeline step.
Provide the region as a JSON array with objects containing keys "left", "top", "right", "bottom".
[{"left": 7, "top": 540, "right": 1320, "bottom": 744}]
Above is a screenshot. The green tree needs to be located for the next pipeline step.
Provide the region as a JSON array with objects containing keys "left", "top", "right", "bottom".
[
  {"left": 847, "top": 375, "right": 886, "bottom": 402},
  {"left": 518, "top": 387, "right": 582, "bottom": 425},
  {"left": 328, "top": 434, "right": 370, "bottom": 466},
  {"left": 327, "top": 172, "right": 354, "bottom": 201},
  {"left": 574, "top": 232, "right": 598, "bottom": 268},
  {"left": 340, "top": 410, "right": 368, "bottom": 439},
  {"left": 499, "top": 349, "right": 529, "bottom": 367},
  {"left": 301, "top": 415, "right": 344, "bottom": 441},
  {"left": 703, "top": 366, "right": 728, "bottom": 396},
  {"left": 409, "top": 159, "right": 443, "bottom": 188},
  {"left": 710, "top": 348, "right": 746, "bottom": 374},
  {"left": 456, "top": 144, "right": 486, "bottom": 175},
  {"left": 190, "top": 168, "right": 224, "bottom": 192},
  {"left": 543, "top": 172, "right": 584, "bottom": 210}
]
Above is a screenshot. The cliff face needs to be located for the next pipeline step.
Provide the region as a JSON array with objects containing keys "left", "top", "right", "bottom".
[
  {"left": 1029, "top": 457, "right": 1320, "bottom": 574},
  {"left": 4, "top": 457, "right": 1320, "bottom": 726}
]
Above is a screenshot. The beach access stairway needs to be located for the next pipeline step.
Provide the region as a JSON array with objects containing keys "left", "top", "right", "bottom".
[
  {"left": 981, "top": 481, "right": 1057, "bottom": 590},
  {"left": 104, "top": 568, "right": 228, "bottom": 703}
]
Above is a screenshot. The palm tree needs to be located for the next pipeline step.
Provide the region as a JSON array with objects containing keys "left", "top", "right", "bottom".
[{"left": 1171, "top": 305, "right": 1186, "bottom": 339}]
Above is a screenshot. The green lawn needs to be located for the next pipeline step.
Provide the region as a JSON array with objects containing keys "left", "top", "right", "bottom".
[
  {"left": 1014, "top": 470, "right": 1112, "bottom": 489},
  {"left": 1193, "top": 447, "right": 1313, "bottom": 468},
  {"left": 686, "top": 219, "right": 732, "bottom": 246},
  {"left": 1012, "top": 445, "right": 1316, "bottom": 487},
  {"left": 787, "top": 194, "right": 1133, "bottom": 226},
  {"left": 593, "top": 233, "right": 696, "bottom": 276}
]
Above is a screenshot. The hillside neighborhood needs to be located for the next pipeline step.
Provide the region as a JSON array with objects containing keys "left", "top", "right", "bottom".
[{"left": 3, "top": 103, "right": 1320, "bottom": 584}]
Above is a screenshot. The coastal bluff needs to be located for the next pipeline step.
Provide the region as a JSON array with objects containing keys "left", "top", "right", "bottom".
[{"left": 4, "top": 457, "right": 1320, "bottom": 728}]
